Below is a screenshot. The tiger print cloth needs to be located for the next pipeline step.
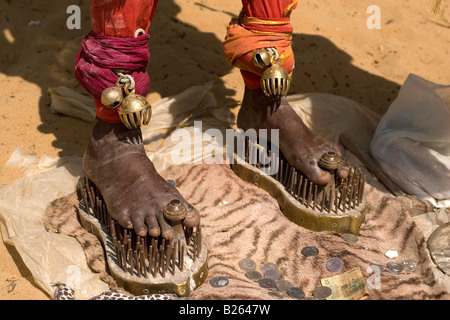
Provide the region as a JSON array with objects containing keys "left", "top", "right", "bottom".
[
  {"left": 46, "top": 163, "right": 449, "bottom": 300},
  {"left": 163, "top": 164, "right": 449, "bottom": 300}
]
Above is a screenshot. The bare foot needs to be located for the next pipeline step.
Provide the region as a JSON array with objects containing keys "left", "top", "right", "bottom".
[
  {"left": 82, "top": 119, "right": 200, "bottom": 238},
  {"left": 238, "top": 87, "right": 349, "bottom": 185}
]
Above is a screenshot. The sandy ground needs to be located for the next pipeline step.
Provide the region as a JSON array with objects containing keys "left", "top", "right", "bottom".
[{"left": 0, "top": 0, "right": 449, "bottom": 300}]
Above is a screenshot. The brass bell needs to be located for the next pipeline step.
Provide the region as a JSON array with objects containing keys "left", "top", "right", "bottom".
[
  {"left": 118, "top": 83, "right": 152, "bottom": 129},
  {"left": 101, "top": 85, "right": 123, "bottom": 109},
  {"left": 260, "top": 58, "right": 291, "bottom": 97},
  {"left": 252, "top": 48, "right": 272, "bottom": 69}
]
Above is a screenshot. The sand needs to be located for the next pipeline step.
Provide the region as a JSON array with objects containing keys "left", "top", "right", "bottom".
[{"left": 0, "top": 0, "right": 449, "bottom": 300}]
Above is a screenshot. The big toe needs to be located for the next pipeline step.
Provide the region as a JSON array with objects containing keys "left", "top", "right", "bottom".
[
  {"left": 296, "top": 157, "right": 332, "bottom": 185},
  {"left": 183, "top": 206, "right": 201, "bottom": 228},
  {"left": 156, "top": 208, "right": 174, "bottom": 240}
]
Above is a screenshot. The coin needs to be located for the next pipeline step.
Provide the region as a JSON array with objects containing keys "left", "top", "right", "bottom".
[
  {"left": 166, "top": 179, "right": 176, "bottom": 187},
  {"left": 287, "top": 287, "right": 305, "bottom": 300},
  {"left": 341, "top": 233, "right": 359, "bottom": 243},
  {"left": 313, "top": 286, "right": 332, "bottom": 299},
  {"left": 326, "top": 257, "right": 344, "bottom": 272},
  {"left": 245, "top": 270, "right": 263, "bottom": 282},
  {"left": 401, "top": 260, "right": 418, "bottom": 273},
  {"left": 369, "top": 263, "right": 386, "bottom": 273},
  {"left": 259, "top": 278, "right": 276, "bottom": 289},
  {"left": 275, "top": 279, "right": 293, "bottom": 292},
  {"left": 239, "top": 258, "right": 257, "bottom": 272},
  {"left": 386, "top": 262, "right": 404, "bottom": 274},
  {"left": 428, "top": 222, "right": 450, "bottom": 276},
  {"left": 301, "top": 246, "right": 319, "bottom": 257},
  {"left": 264, "top": 268, "right": 280, "bottom": 281},
  {"left": 268, "top": 291, "right": 284, "bottom": 299},
  {"left": 260, "top": 262, "right": 278, "bottom": 273},
  {"left": 210, "top": 276, "right": 229, "bottom": 288}
]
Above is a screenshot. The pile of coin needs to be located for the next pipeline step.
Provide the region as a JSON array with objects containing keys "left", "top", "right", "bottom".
[
  {"left": 211, "top": 244, "right": 376, "bottom": 299},
  {"left": 210, "top": 230, "right": 419, "bottom": 300},
  {"left": 388, "top": 259, "right": 418, "bottom": 274},
  {"left": 237, "top": 256, "right": 332, "bottom": 300},
  {"left": 368, "top": 259, "right": 418, "bottom": 275}
]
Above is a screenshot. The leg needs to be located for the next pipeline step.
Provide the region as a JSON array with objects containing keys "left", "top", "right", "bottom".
[
  {"left": 83, "top": 121, "right": 199, "bottom": 237},
  {"left": 78, "top": 0, "right": 200, "bottom": 237},
  {"left": 232, "top": 0, "right": 349, "bottom": 184},
  {"left": 238, "top": 88, "right": 348, "bottom": 184}
]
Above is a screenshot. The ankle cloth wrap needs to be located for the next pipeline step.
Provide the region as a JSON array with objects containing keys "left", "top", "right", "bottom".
[
  {"left": 75, "top": 0, "right": 158, "bottom": 124},
  {"left": 223, "top": 0, "right": 297, "bottom": 90},
  {"left": 75, "top": 32, "right": 151, "bottom": 123},
  {"left": 75, "top": 0, "right": 296, "bottom": 123}
]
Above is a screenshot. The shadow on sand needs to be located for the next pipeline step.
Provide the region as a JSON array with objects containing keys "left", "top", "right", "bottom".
[{"left": 0, "top": 0, "right": 399, "bottom": 177}]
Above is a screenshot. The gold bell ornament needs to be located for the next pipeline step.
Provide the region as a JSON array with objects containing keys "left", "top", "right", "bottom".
[
  {"left": 100, "top": 78, "right": 124, "bottom": 109},
  {"left": 252, "top": 48, "right": 291, "bottom": 97},
  {"left": 118, "top": 82, "right": 152, "bottom": 130}
]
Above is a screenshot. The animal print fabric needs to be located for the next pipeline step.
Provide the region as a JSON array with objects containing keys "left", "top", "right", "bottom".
[
  {"left": 52, "top": 283, "right": 177, "bottom": 300},
  {"left": 46, "top": 163, "right": 449, "bottom": 300}
]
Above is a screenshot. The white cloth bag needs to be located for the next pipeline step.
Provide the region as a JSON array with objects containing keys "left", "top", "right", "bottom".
[{"left": 370, "top": 74, "right": 450, "bottom": 208}]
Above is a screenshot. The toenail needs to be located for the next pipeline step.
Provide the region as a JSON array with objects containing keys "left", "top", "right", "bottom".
[{"left": 149, "top": 228, "right": 160, "bottom": 237}]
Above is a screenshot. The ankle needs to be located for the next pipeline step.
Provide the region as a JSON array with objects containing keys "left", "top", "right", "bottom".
[{"left": 91, "top": 118, "right": 143, "bottom": 144}]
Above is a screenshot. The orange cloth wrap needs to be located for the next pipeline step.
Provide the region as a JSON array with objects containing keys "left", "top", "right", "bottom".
[{"left": 223, "top": 0, "right": 297, "bottom": 89}]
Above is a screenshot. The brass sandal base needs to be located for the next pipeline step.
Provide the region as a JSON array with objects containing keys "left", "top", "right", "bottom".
[
  {"left": 76, "top": 177, "right": 208, "bottom": 297},
  {"left": 231, "top": 137, "right": 366, "bottom": 235}
]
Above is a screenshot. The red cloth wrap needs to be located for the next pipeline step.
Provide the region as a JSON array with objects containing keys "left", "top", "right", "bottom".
[
  {"left": 75, "top": 0, "right": 158, "bottom": 123},
  {"left": 224, "top": 0, "right": 297, "bottom": 89},
  {"left": 90, "top": 0, "right": 158, "bottom": 38},
  {"left": 75, "top": 32, "right": 151, "bottom": 123}
]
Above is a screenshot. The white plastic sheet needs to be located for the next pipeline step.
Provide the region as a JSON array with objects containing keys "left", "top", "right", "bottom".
[
  {"left": 0, "top": 150, "right": 109, "bottom": 299},
  {"left": 370, "top": 74, "right": 450, "bottom": 208}
]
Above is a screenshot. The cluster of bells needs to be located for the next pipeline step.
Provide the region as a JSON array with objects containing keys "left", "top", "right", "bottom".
[
  {"left": 252, "top": 48, "right": 291, "bottom": 97},
  {"left": 101, "top": 48, "right": 289, "bottom": 130},
  {"left": 101, "top": 75, "right": 152, "bottom": 130}
]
